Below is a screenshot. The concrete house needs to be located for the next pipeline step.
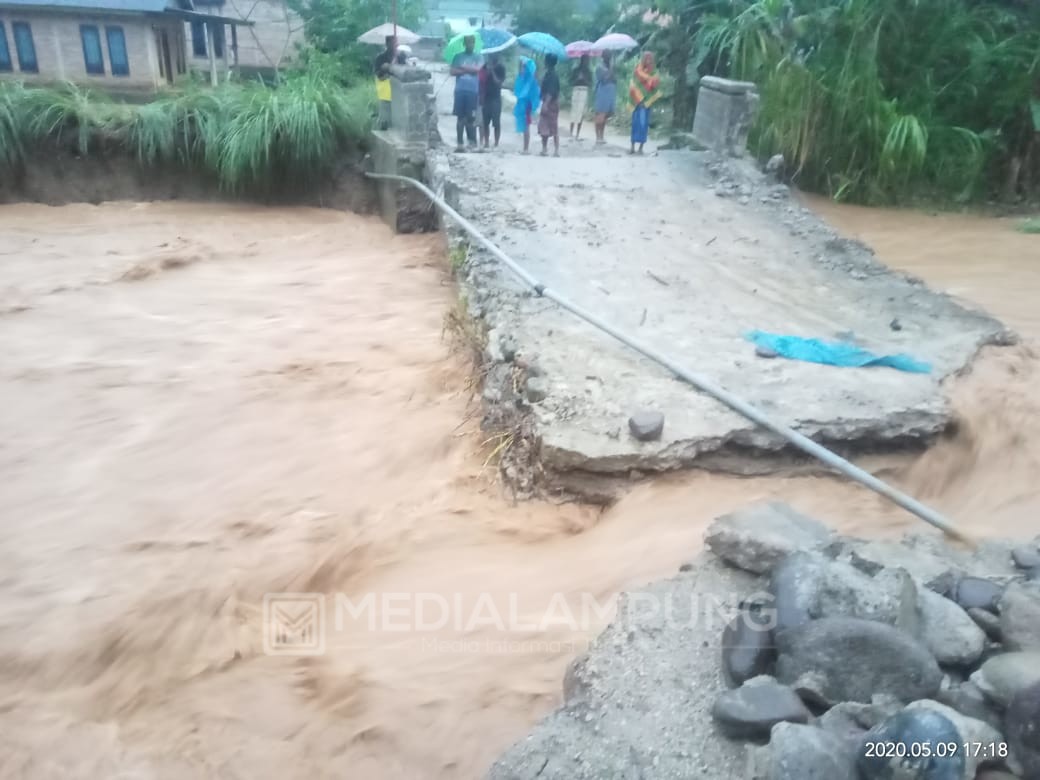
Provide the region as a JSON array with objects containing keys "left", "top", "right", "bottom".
[
  {"left": 185, "top": 0, "right": 302, "bottom": 74},
  {"left": 0, "top": 0, "right": 251, "bottom": 92}
]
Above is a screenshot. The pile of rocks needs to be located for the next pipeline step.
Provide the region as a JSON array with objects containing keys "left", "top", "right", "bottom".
[{"left": 705, "top": 503, "right": 1040, "bottom": 779}]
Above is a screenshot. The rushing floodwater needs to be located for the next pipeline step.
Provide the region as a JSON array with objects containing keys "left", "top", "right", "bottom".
[{"left": 0, "top": 200, "right": 1037, "bottom": 778}]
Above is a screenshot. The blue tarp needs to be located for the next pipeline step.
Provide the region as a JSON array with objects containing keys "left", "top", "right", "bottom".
[{"left": 747, "top": 331, "right": 932, "bottom": 374}]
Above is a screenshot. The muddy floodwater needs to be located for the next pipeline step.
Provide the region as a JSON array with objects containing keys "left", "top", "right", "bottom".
[{"left": 0, "top": 200, "right": 1037, "bottom": 778}]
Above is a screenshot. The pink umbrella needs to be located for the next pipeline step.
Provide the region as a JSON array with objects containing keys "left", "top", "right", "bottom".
[
  {"left": 565, "top": 40, "right": 600, "bottom": 58},
  {"left": 592, "top": 32, "right": 638, "bottom": 51}
]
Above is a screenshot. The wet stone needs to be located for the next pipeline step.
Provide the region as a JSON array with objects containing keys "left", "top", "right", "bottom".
[
  {"left": 776, "top": 617, "right": 943, "bottom": 705},
  {"left": 712, "top": 677, "right": 811, "bottom": 739},
  {"left": 706, "top": 504, "right": 831, "bottom": 576},
  {"left": 627, "top": 411, "right": 664, "bottom": 441},
  {"left": 766, "top": 722, "right": 858, "bottom": 780},
  {"left": 953, "top": 576, "right": 1004, "bottom": 614},
  {"left": 1012, "top": 545, "right": 1040, "bottom": 570},
  {"left": 969, "top": 652, "right": 1040, "bottom": 707},
  {"left": 858, "top": 708, "right": 965, "bottom": 780},
  {"left": 966, "top": 607, "right": 1002, "bottom": 641},
  {"left": 999, "top": 581, "right": 1040, "bottom": 651},
  {"left": 1005, "top": 681, "right": 1040, "bottom": 779},
  {"left": 525, "top": 377, "right": 549, "bottom": 403},
  {"left": 721, "top": 603, "right": 776, "bottom": 687}
]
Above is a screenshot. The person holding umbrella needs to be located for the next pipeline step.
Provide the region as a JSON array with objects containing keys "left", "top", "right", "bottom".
[
  {"left": 593, "top": 52, "right": 617, "bottom": 145},
  {"left": 373, "top": 35, "right": 396, "bottom": 130},
  {"left": 538, "top": 53, "right": 562, "bottom": 157},
  {"left": 449, "top": 34, "right": 483, "bottom": 152},
  {"left": 570, "top": 54, "right": 592, "bottom": 140},
  {"left": 479, "top": 53, "right": 506, "bottom": 149},
  {"left": 628, "top": 51, "right": 661, "bottom": 154},
  {"left": 513, "top": 57, "right": 541, "bottom": 154}
]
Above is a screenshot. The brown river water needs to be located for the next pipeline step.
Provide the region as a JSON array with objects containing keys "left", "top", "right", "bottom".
[{"left": 0, "top": 199, "right": 1037, "bottom": 778}]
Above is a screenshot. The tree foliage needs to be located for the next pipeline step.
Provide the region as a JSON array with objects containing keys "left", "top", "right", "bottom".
[
  {"left": 287, "top": 0, "right": 426, "bottom": 78},
  {"left": 649, "top": 0, "right": 1040, "bottom": 203},
  {"left": 491, "top": 0, "right": 622, "bottom": 43}
]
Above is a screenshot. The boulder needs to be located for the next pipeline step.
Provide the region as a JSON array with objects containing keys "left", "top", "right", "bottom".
[
  {"left": 999, "top": 581, "right": 1040, "bottom": 651},
  {"left": 775, "top": 617, "right": 943, "bottom": 705},
  {"left": 952, "top": 577, "right": 1004, "bottom": 614},
  {"left": 858, "top": 708, "right": 965, "bottom": 780},
  {"left": 1011, "top": 545, "right": 1040, "bottom": 571},
  {"left": 915, "top": 588, "right": 987, "bottom": 667},
  {"left": 904, "top": 700, "right": 1004, "bottom": 778},
  {"left": 766, "top": 722, "right": 858, "bottom": 780},
  {"left": 1005, "top": 681, "right": 1040, "bottom": 779},
  {"left": 937, "top": 679, "right": 1003, "bottom": 732},
  {"left": 721, "top": 603, "right": 776, "bottom": 687},
  {"left": 712, "top": 676, "right": 811, "bottom": 739},
  {"left": 966, "top": 607, "right": 1002, "bottom": 641},
  {"left": 845, "top": 539, "right": 959, "bottom": 586},
  {"left": 705, "top": 503, "right": 831, "bottom": 575},
  {"left": 970, "top": 652, "right": 1040, "bottom": 707},
  {"left": 813, "top": 561, "right": 910, "bottom": 626}
]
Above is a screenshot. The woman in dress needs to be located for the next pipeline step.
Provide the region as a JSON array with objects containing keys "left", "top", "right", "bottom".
[
  {"left": 513, "top": 56, "right": 541, "bottom": 155},
  {"left": 537, "top": 53, "right": 561, "bottom": 157},
  {"left": 593, "top": 52, "right": 617, "bottom": 145},
  {"left": 628, "top": 51, "right": 661, "bottom": 155}
]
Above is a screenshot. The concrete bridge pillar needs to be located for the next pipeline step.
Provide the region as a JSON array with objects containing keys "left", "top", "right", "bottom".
[{"left": 692, "top": 76, "right": 760, "bottom": 158}]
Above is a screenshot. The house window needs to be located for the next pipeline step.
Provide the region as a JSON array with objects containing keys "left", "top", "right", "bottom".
[
  {"left": 0, "top": 23, "right": 12, "bottom": 72},
  {"left": 190, "top": 19, "right": 206, "bottom": 57},
  {"left": 80, "top": 25, "right": 104, "bottom": 74},
  {"left": 212, "top": 23, "right": 223, "bottom": 58},
  {"left": 105, "top": 26, "right": 129, "bottom": 75},
  {"left": 12, "top": 22, "right": 37, "bottom": 73}
]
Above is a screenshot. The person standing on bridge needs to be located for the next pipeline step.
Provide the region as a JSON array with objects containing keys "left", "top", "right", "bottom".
[
  {"left": 373, "top": 35, "right": 396, "bottom": 131},
  {"left": 538, "top": 53, "right": 562, "bottom": 157},
  {"left": 450, "top": 34, "right": 483, "bottom": 153},
  {"left": 628, "top": 51, "right": 661, "bottom": 155},
  {"left": 513, "top": 56, "right": 541, "bottom": 155},
  {"left": 593, "top": 52, "right": 617, "bottom": 145},
  {"left": 479, "top": 53, "right": 506, "bottom": 149},
  {"left": 569, "top": 54, "right": 592, "bottom": 140}
]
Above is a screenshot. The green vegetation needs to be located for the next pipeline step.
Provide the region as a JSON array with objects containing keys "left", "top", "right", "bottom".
[
  {"left": 288, "top": 0, "right": 425, "bottom": 78},
  {"left": 1019, "top": 218, "right": 1040, "bottom": 234},
  {"left": 645, "top": 0, "right": 1040, "bottom": 205},
  {"left": 0, "top": 72, "right": 372, "bottom": 191}
]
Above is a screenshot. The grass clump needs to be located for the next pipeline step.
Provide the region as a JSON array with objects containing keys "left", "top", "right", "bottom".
[
  {"left": 0, "top": 72, "right": 373, "bottom": 192},
  {"left": 1018, "top": 218, "right": 1040, "bottom": 234},
  {"left": 692, "top": 0, "right": 1040, "bottom": 204}
]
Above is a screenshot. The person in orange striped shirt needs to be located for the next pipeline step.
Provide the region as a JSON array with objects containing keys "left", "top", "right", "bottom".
[{"left": 628, "top": 51, "right": 661, "bottom": 155}]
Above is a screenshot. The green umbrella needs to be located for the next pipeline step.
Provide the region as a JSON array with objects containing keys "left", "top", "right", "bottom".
[{"left": 443, "top": 30, "right": 483, "bottom": 64}]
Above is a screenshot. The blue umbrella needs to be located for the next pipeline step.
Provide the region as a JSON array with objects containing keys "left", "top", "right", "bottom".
[
  {"left": 479, "top": 27, "right": 517, "bottom": 54},
  {"left": 517, "top": 31, "right": 567, "bottom": 59}
]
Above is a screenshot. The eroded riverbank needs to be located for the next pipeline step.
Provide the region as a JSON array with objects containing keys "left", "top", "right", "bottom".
[{"left": 0, "top": 200, "right": 1037, "bottom": 778}]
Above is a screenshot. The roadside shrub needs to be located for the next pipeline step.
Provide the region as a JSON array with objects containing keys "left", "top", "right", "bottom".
[
  {"left": 0, "top": 73, "right": 373, "bottom": 192},
  {"left": 691, "top": 0, "right": 1040, "bottom": 204}
]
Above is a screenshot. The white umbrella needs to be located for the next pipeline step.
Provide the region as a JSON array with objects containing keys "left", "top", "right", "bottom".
[
  {"left": 357, "top": 23, "right": 421, "bottom": 45},
  {"left": 592, "top": 32, "right": 638, "bottom": 51}
]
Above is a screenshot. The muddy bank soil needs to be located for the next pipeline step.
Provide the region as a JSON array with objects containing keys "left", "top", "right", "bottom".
[
  {"left": 0, "top": 147, "right": 376, "bottom": 212},
  {"left": 433, "top": 120, "right": 1012, "bottom": 486}
]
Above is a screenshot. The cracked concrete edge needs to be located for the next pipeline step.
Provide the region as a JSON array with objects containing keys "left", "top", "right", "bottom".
[{"left": 428, "top": 150, "right": 1015, "bottom": 497}]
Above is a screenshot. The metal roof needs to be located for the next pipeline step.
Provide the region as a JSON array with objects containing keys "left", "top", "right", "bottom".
[{"left": 0, "top": 0, "right": 253, "bottom": 23}]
